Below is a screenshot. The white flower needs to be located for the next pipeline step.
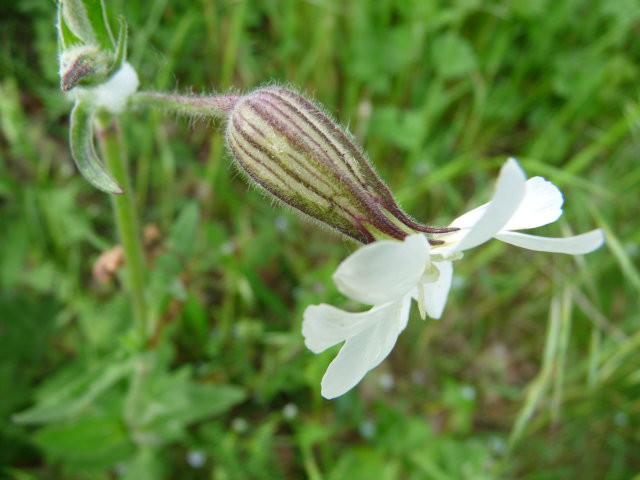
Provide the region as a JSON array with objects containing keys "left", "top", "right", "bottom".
[
  {"left": 303, "top": 234, "right": 429, "bottom": 399},
  {"left": 302, "top": 158, "right": 604, "bottom": 399}
]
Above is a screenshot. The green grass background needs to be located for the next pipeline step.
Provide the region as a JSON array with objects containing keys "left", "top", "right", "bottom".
[{"left": 1, "top": 0, "right": 639, "bottom": 478}]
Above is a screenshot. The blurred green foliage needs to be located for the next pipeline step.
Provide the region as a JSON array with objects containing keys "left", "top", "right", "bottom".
[{"left": 1, "top": 0, "right": 639, "bottom": 478}]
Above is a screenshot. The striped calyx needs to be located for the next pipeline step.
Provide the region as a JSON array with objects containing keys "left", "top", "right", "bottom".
[{"left": 226, "top": 87, "right": 451, "bottom": 243}]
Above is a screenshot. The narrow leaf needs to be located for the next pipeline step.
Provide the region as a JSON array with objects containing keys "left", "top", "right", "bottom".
[
  {"left": 110, "top": 16, "right": 129, "bottom": 74},
  {"left": 89, "top": 0, "right": 116, "bottom": 49},
  {"left": 62, "top": 0, "right": 114, "bottom": 49},
  {"left": 69, "top": 101, "right": 124, "bottom": 194},
  {"left": 13, "top": 357, "right": 135, "bottom": 424},
  {"left": 61, "top": 0, "right": 97, "bottom": 44},
  {"left": 168, "top": 202, "right": 199, "bottom": 258},
  {"left": 57, "top": 4, "right": 82, "bottom": 51}
]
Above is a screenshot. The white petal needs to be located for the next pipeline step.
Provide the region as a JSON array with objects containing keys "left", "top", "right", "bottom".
[
  {"left": 303, "top": 303, "right": 395, "bottom": 353},
  {"left": 369, "top": 299, "right": 411, "bottom": 369},
  {"left": 448, "top": 204, "right": 488, "bottom": 230},
  {"left": 423, "top": 261, "right": 453, "bottom": 319},
  {"left": 453, "top": 158, "right": 527, "bottom": 252},
  {"left": 502, "top": 177, "right": 564, "bottom": 231},
  {"left": 495, "top": 229, "right": 605, "bottom": 254},
  {"left": 333, "top": 234, "right": 429, "bottom": 305},
  {"left": 320, "top": 298, "right": 411, "bottom": 399}
]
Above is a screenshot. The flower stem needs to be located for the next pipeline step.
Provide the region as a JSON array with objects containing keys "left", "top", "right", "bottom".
[
  {"left": 130, "top": 91, "right": 239, "bottom": 120},
  {"left": 96, "top": 114, "right": 149, "bottom": 343}
]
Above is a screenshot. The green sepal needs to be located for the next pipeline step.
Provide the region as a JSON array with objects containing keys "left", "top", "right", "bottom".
[{"left": 69, "top": 101, "right": 124, "bottom": 194}]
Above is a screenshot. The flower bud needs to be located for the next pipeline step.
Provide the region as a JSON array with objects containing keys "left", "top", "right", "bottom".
[
  {"left": 56, "top": 0, "right": 138, "bottom": 194},
  {"left": 57, "top": 0, "right": 130, "bottom": 93},
  {"left": 59, "top": 45, "right": 113, "bottom": 91},
  {"left": 226, "top": 87, "right": 450, "bottom": 243}
]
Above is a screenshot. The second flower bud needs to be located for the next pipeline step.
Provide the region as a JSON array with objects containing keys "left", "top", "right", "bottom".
[{"left": 225, "top": 87, "right": 450, "bottom": 243}]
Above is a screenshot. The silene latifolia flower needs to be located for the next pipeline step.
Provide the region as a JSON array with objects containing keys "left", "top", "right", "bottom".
[
  {"left": 55, "top": 26, "right": 604, "bottom": 401},
  {"left": 302, "top": 158, "right": 605, "bottom": 399},
  {"left": 54, "top": 3, "right": 603, "bottom": 402},
  {"left": 220, "top": 91, "right": 604, "bottom": 399}
]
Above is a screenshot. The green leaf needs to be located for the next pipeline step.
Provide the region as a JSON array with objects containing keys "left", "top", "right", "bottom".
[
  {"left": 127, "top": 366, "right": 245, "bottom": 446},
  {"left": 61, "top": 0, "right": 115, "bottom": 50},
  {"left": 60, "top": 0, "right": 97, "bottom": 45},
  {"left": 57, "top": 4, "right": 82, "bottom": 51},
  {"left": 371, "top": 106, "right": 427, "bottom": 151},
  {"left": 3, "top": 469, "right": 41, "bottom": 480},
  {"left": 34, "top": 412, "right": 134, "bottom": 468},
  {"left": 110, "top": 16, "right": 129, "bottom": 74},
  {"left": 168, "top": 202, "right": 200, "bottom": 259},
  {"left": 146, "top": 202, "right": 200, "bottom": 315},
  {"left": 69, "top": 101, "right": 124, "bottom": 194},
  {"left": 13, "top": 357, "right": 135, "bottom": 425},
  {"left": 0, "top": 294, "right": 58, "bottom": 412},
  {"left": 431, "top": 33, "right": 477, "bottom": 79},
  {"left": 85, "top": 0, "right": 116, "bottom": 49},
  {"left": 120, "top": 448, "right": 165, "bottom": 480}
]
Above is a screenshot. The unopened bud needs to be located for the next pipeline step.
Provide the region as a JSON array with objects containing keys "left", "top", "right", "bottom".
[
  {"left": 59, "top": 45, "right": 113, "bottom": 91},
  {"left": 226, "top": 87, "right": 452, "bottom": 243}
]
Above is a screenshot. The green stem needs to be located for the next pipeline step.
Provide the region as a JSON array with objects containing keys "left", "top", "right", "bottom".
[
  {"left": 130, "top": 91, "right": 239, "bottom": 119},
  {"left": 96, "top": 114, "right": 149, "bottom": 343}
]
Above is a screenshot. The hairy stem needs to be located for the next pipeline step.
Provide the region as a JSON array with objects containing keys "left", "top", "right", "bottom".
[
  {"left": 131, "top": 91, "right": 240, "bottom": 120},
  {"left": 96, "top": 114, "right": 149, "bottom": 343}
]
